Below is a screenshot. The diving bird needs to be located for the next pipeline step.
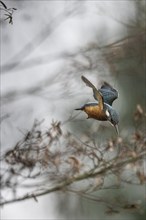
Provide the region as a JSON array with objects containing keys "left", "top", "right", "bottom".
[{"left": 75, "top": 76, "right": 119, "bottom": 134}]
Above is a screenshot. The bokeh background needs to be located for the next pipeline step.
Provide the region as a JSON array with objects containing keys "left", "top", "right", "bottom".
[{"left": 1, "top": 0, "right": 145, "bottom": 219}]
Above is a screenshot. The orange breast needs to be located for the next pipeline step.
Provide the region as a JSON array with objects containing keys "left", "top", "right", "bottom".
[{"left": 84, "top": 105, "right": 107, "bottom": 121}]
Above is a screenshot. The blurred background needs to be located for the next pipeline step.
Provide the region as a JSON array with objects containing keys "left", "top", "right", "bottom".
[{"left": 1, "top": 0, "right": 145, "bottom": 219}]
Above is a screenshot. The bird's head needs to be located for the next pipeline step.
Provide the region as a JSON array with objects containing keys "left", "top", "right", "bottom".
[{"left": 105, "top": 106, "right": 119, "bottom": 135}]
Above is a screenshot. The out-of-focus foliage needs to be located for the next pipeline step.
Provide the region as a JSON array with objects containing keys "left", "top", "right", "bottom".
[
  {"left": 1, "top": 1, "right": 145, "bottom": 219},
  {"left": 0, "top": 105, "right": 145, "bottom": 218},
  {"left": 0, "top": 1, "right": 17, "bottom": 24}
]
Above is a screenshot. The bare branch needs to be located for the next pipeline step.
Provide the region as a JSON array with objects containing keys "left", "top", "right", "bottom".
[{"left": 0, "top": 105, "right": 146, "bottom": 207}]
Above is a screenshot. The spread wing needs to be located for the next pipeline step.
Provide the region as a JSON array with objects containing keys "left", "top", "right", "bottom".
[
  {"left": 99, "top": 82, "right": 118, "bottom": 106},
  {"left": 81, "top": 75, "right": 104, "bottom": 110}
]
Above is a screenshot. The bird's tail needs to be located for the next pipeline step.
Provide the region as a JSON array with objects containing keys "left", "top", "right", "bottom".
[{"left": 75, "top": 107, "right": 83, "bottom": 110}]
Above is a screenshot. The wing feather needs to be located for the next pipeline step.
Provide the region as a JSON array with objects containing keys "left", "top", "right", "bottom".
[
  {"left": 99, "top": 82, "right": 118, "bottom": 106},
  {"left": 81, "top": 76, "right": 104, "bottom": 110}
]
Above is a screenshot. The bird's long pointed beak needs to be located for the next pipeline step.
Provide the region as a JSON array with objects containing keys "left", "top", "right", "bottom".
[{"left": 114, "top": 124, "right": 119, "bottom": 135}]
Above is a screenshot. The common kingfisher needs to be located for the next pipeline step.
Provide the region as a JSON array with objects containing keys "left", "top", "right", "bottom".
[{"left": 75, "top": 76, "right": 119, "bottom": 134}]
